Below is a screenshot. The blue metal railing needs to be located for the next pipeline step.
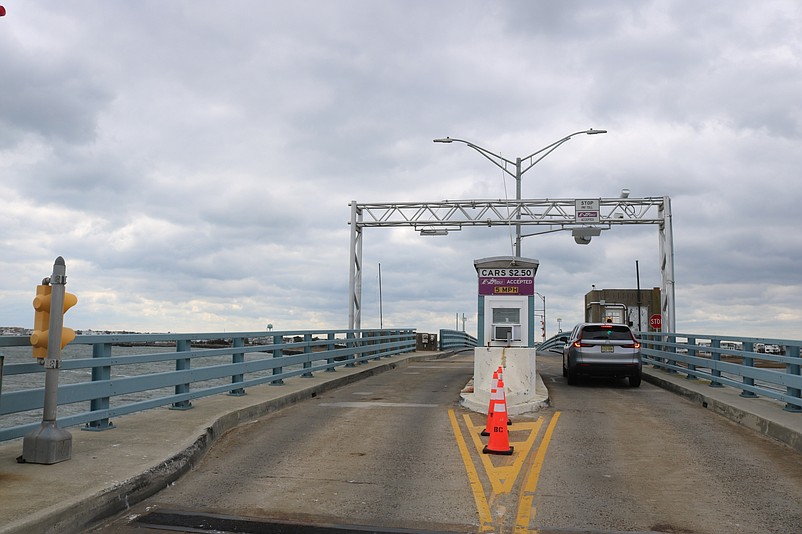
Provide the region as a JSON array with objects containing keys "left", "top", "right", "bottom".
[
  {"left": 0, "top": 329, "right": 416, "bottom": 442},
  {"left": 439, "top": 329, "right": 477, "bottom": 351},
  {"left": 638, "top": 332, "right": 802, "bottom": 413}
]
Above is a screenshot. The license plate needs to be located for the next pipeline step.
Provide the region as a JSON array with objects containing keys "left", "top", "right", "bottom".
[{"left": 601, "top": 345, "right": 614, "bottom": 353}]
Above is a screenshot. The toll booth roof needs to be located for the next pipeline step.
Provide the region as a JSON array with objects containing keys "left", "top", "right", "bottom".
[{"left": 474, "top": 256, "right": 539, "bottom": 273}]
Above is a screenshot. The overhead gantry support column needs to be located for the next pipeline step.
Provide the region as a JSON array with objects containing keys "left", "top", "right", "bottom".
[
  {"left": 658, "top": 196, "right": 676, "bottom": 334},
  {"left": 348, "top": 201, "right": 363, "bottom": 331}
]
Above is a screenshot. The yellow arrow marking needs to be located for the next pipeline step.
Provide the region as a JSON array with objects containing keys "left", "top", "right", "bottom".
[
  {"left": 450, "top": 409, "right": 561, "bottom": 532},
  {"left": 463, "top": 413, "right": 543, "bottom": 494}
]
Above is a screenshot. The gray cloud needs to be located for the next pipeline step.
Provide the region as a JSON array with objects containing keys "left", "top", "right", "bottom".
[{"left": 1, "top": 0, "right": 800, "bottom": 339}]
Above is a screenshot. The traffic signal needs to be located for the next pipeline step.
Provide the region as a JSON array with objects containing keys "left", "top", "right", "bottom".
[
  {"left": 541, "top": 320, "right": 545, "bottom": 338},
  {"left": 30, "top": 283, "right": 78, "bottom": 358}
]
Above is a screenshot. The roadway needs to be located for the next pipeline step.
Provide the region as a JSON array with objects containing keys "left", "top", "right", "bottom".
[{"left": 2, "top": 349, "right": 802, "bottom": 533}]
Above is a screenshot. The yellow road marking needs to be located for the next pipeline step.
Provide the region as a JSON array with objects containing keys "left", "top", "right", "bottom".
[
  {"left": 448, "top": 409, "right": 494, "bottom": 531},
  {"left": 463, "top": 414, "right": 543, "bottom": 494},
  {"left": 514, "top": 411, "right": 561, "bottom": 533},
  {"left": 450, "top": 409, "right": 561, "bottom": 533}
]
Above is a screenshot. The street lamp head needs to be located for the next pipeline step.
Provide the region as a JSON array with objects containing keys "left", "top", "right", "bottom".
[
  {"left": 585, "top": 129, "right": 607, "bottom": 135},
  {"left": 433, "top": 137, "right": 453, "bottom": 143}
]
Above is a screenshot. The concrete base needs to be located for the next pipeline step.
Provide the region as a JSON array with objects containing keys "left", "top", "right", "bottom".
[
  {"left": 21, "top": 421, "right": 72, "bottom": 464},
  {"left": 460, "top": 346, "right": 550, "bottom": 415}
]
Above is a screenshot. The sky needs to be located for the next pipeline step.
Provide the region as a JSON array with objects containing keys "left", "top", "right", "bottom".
[{"left": 1, "top": 1, "right": 801, "bottom": 340}]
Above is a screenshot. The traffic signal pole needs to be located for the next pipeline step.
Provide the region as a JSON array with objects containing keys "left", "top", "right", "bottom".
[{"left": 20, "top": 257, "right": 75, "bottom": 464}]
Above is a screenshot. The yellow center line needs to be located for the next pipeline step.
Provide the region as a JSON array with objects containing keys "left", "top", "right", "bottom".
[
  {"left": 514, "top": 411, "right": 561, "bottom": 533},
  {"left": 448, "top": 409, "right": 494, "bottom": 531}
]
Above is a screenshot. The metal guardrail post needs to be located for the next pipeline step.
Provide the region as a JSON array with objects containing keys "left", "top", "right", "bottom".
[
  {"left": 229, "top": 337, "right": 246, "bottom": 396},
  {"left": 84, "top": 342, "right": 114, "bottom": 430},
  {"left": 171, "top": 339, "right": 193, "bottom": 410},
  {"left": 302, "top": 333, "right": 314, "bottom": 377},
  {"left": 709, "top": 338, "right": 723, "bottom": 388},
  {"left": 784, "top": 345, "right": 801, "bottom": 413},
  {"left": 346, "top": 332, "right": 357, "bottom": 367},
  {"left": 740, "top": 341, "right": 758, "bottom": 398},
  {"left": 271, "top": 334, "right": 284, "bottom": 385},
  {"left": 326, "top": 332, "right": 336, "bottom": 372},
  {"left": 686, "top": 336, "right": 697, "bottom": 379}
]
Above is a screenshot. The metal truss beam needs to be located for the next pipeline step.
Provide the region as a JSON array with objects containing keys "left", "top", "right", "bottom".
[{"left": 347, "top": 197, "right": 675, "bottom": 334}]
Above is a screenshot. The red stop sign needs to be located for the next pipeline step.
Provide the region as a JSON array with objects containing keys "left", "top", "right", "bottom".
[{"left": 649, "top": 314, "right": 662, "bottom": 330}]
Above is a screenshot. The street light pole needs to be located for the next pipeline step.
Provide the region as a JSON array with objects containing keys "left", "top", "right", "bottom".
[{"left": 434, "top": 129, "right": 607, "bottom": 256}]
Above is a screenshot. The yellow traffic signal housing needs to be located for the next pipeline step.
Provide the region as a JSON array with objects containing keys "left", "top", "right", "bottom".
[{"left": 30, "top": 285, "right": 78, "bottom": 358}]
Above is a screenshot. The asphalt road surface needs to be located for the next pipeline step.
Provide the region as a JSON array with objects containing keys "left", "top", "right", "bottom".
[{"left": 87, "top": 351, "right": 802, "bottom": 533}]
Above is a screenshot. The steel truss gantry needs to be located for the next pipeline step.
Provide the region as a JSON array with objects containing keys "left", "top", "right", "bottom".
[{"left": 348, "top": 196, "right": 675, "bottom": 334}]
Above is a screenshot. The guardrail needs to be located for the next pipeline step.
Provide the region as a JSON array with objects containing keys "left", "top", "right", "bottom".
[
  {"left": 439, "top": 329, "right": 477, "bottom": 351},
  {"left": 639, "top": 332, "right": 802, "bottom": 413},
  {"left": 0, "top": 329, "right": 416, "bottom": 442}
]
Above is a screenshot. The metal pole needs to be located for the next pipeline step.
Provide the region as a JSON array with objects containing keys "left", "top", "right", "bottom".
[
  {"left": 348, "top": 201, "right": 363, "bottom": 330},
  {"left": 636, "top": 260, "right": 643, "bottom": 332},
  {"left": 378, "top": 262, "right": 383, "bottom": 329},
  {"left": 21, "top": 256, "right": 73, "bottom": 464},
  {"left": 515, "top": 157, "right": 522, "bottom": 257},
  {"left": 659, "top": 196, "right": 677, "bottom": 333}
]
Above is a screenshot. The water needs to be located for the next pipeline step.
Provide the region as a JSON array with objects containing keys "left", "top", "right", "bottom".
[{"left": 0, "top": 342, "right": 288, "bottom": 432}]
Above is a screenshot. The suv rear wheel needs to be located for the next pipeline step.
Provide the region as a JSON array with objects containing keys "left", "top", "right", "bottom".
[{"left": 629, "top": 373, "right": 642, "bottom": 387}]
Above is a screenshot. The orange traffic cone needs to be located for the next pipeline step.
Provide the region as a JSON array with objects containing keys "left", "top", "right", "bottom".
[
  {"left": 483, "top": 380, "right": 514, "bottom": 456},
  {"left": 496, "top": 375, "right": 512, "bottom": 426}
]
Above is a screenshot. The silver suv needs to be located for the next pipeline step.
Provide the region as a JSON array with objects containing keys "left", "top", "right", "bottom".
[{"left": 561, "top": 323, "right": 642, "bottom": 387}]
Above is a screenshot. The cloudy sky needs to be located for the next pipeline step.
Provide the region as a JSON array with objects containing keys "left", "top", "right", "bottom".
[{"left": 1, "top": 1, "right": 800, "bottom": 340}]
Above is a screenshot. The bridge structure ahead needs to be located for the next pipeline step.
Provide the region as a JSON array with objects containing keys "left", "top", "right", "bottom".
[{"left": 348, "top": 196, "right": 675, "bottom": 333}]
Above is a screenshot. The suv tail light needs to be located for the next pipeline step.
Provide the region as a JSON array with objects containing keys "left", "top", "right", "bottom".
[{"left": 622, "top": 334, "right": 641, "bottom": 349}]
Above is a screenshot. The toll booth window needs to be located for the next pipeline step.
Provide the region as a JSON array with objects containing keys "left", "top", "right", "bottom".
[{"left": 492, "top": 308, "right": 520, "bottom": 324}]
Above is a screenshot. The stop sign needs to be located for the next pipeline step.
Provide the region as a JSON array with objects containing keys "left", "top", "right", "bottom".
[{"left": 649, "top": 314, "right": 662, "bottom": 330}]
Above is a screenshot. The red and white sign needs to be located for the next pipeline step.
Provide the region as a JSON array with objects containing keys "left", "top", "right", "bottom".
[{"left": 649, "top": 314, "right": 662, "bottom": 330}]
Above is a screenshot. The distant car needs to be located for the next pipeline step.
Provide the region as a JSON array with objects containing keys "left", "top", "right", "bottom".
[{"left": 560, "top": 323, "right": 642, "bottom": 387}]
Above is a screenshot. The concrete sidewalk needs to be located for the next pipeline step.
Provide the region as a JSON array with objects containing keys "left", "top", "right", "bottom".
[
  {"left": 0, "top": 351, "right": 454, "bottom": 534},
  {"left": 1, "top": 352, "right": 800, "bottom": 534}
]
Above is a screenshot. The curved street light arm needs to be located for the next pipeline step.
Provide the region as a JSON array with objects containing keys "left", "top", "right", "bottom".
[
  {"left": 433, "top": 137, "right": 518, "bottom": 179},
  {"left": 519, "top": 129, "right": 606, "bottom": 174}
]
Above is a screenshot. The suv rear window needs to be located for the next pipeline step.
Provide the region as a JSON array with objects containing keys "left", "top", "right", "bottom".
[{"left": 580, "top": 325, "right": 633, "bottom": 340}]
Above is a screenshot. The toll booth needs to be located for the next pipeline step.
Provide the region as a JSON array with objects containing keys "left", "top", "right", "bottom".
[
  {"left": 416, "top": 332, "right": 438, "bottom": 351},
  {"left": 475, "top": 256, "right": 539, "bottom": 348},
  {"left": 462, "top": 256, "right": 548, "bottom": 415}
]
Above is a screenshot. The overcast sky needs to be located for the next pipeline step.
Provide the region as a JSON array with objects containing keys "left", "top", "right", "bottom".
[{"left": 1, "top": 1, "right": 801, "bottom": 340}]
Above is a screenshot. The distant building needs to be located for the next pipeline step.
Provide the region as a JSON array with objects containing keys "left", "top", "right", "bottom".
[{"left": 584, "top": 287, "right": 661, "bottom": 332}]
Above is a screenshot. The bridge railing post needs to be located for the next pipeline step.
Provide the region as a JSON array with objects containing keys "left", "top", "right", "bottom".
[
  {"left": 229, "top": 337, "right": 246, "bottom": 396},
  {"left": 325, "top": 332, "right": 336, "bottom": 372},
  {"left": 784, "top": 344, "right": 801, "bottom": 413},
  {"left": 346, "top": 332, "right": 358, "bottom": 367},
  {"left": 84, "top": 342, "right": 114, "bottom": 430},
  {"left": 171, "top": 339, "right": 193, "bottom": 410},
  {"left": 271, "top": 334, "right": 284, "bottom": 385},
  {"left": 740, "top": 341, "right": 758, "bottom": 398},
  {"left": 302, "top": 333, "right": 314, "bottom": 377},
  {"left": 709, "top": 338, "right": 724, "bottom": 388},
  {"left": 686, "top": 336, "right": 697, "bottom": 379}
]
